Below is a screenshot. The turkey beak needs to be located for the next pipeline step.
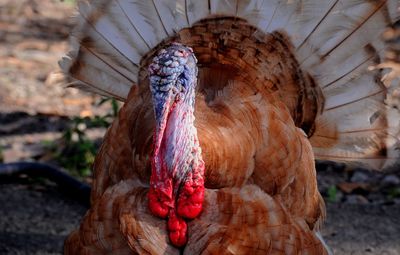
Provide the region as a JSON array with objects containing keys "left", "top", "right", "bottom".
[{"left": 153, "top": 91, "right": 174, "bottom": 155}]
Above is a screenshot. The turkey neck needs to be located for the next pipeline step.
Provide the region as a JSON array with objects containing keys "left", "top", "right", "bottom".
[
  {"left": 149, "top": 87, "right": 206, "bottom": 247},
  {"left": 152, "top": 91, "right": 203, "bottom": 188}
]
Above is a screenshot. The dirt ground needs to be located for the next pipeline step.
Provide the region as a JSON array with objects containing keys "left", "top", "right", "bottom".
[
  {"left": 0, "top": 0, "right": 108, "bottom": 117},
  {"left": 0, "top": 182, "right": 86, "bottom": 255},
  {"left": 0, "top": 1, "right": 399, "bottom": 254}
]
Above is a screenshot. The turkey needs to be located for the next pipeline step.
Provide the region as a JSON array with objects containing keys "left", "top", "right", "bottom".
[{"left": 60, "top": 0, "right": 400, "bottom": 254}]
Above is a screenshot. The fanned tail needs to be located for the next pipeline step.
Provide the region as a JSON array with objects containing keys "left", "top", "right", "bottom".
[
  {"left": 298, "top": 0, "right": 400, "bottom": 169},
  {"left": 60, "top": 0, "right": 400, "bottom": 169}
]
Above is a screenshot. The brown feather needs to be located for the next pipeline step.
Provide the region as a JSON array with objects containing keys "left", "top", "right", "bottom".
[
  {"left": 66, "top": 18, "right": 328, "bottom": 254},
  {"left": 62, "top": 1, "right": 399, "bottom": 252}
]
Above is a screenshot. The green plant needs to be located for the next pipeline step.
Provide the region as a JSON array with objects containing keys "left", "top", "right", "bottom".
[
  {"left": 327, "top": 185, "right": 338, "bottom": 203},
  {"left": 41, "top": 97, "right": 119, "bottom": 179},
  {"left": 64, "top": 98, "right": 119, "bottom": 176},
  {"left": 97, "top": 97, "right": 120, "bottom": 119},
  {"left": 387, "top": 187, "right": 400, "bottom": 200},
  {"left": 56, "top": 116, "right": 97, "bottom": 177}
]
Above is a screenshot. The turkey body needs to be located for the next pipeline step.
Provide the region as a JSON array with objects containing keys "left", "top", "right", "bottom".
[
  {"left": 61, "top": 1, "right": 399, "bottom": 254},
  {"left": 65, "top": 19, "right": 326, "bottom": 254},
  {"left": 66, "top": 82, "right": 326, "bottom": 255}
]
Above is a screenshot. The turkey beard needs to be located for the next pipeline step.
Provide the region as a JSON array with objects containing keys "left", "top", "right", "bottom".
[{"left": 148, "top": 92, "right": 205, "bottom": 247}]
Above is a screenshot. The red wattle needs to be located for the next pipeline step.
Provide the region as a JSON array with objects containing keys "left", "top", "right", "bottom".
[
  {"left": 177, "top": 179, "right": 204, "bottom": 219},
  {"left": 148, "top": 107, "right": 205, "bottom": 246},
  {"left": 147, "top": 172, "right": 174, "bottom": 218},
  {"left": 168, "top": 210, "right": 188, "bottom": 247},
  {"left": 147, "top": 184, "right": 173, "bottom": 218}
]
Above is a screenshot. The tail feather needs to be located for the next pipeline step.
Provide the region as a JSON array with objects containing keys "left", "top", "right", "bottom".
[
  {"left": 238, "top": 0, "right": 280, "bottom": 30},
  {"left": 114, "top": 1, "right": 168, "bottom": 47},
  {"left": 387, "top": 0, "right": 400, "bottom": 21},
  {"left": 185, "top": 1, "right": 210, "bottom": 25},
  {"left": 311, "top": 94, "right": 400, "bottom": 169},
  {"left": 317, "top": 42, "right": 384, "bottom": 89},
  {"left": 60, "top": 0, "right": 400, "bottom": 169},
  {"left": 210, "top": 0, "right": 235, "bottom": 14},
  {"left": 153, "top": 0, "right": 190, "bottom": 33},
  {"left": 79, "top": 1, "right": 143, "bottom": 64},
  {"left": 292, "top": 0, "right": 339, "bottom": 49},
  {"left": 323, "top": 73, "right": 385, "bottom": 111},
  {"left": 290, "top": 0, "right": 400, "bottom": 169},
  {"left": 62, "top": 47, "right": 132, "bottom": 99},
  {"left": 263, "top": 1, "right": 302, "bottom": 34},
  {"left": 298, "top": 1, "right": 390, "bottom": 68}
]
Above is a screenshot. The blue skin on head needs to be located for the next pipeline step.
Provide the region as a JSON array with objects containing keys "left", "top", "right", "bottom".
[{"left": 148, "top": 44, "right": 198, "bottom": 121}]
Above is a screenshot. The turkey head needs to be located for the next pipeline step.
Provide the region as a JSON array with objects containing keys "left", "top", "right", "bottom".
[{"left": 147, "top": 44, "right": 205, "bottom": 247}]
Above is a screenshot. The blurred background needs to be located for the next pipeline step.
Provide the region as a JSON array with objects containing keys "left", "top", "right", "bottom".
[{"left": 0, "top": 0, "right": 399, "bottom": 254}]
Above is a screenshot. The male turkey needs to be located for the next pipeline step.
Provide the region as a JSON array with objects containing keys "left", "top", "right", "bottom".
[{"left": 60, "top": 1, "right": 399, "bottom": 254}]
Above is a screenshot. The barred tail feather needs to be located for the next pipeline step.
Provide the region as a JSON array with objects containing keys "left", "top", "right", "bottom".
[
  {"left": 60, "top": 0, "right": 400, "bottom": 169},
  {"left": 299, "top": 1, "right": 400, "bottom": 170}
]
